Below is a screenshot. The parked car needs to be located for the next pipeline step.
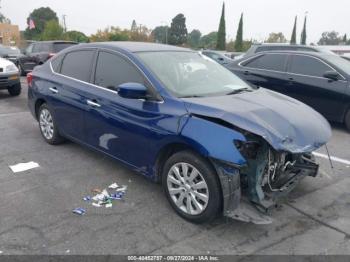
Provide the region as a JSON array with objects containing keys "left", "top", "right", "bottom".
[
  {"left": 228, "top": 51, "right": 350, "bottom": 130},
  {"left": 200, "top": 50, "right": 234, "bottom": 65},
  {"left": 28, "top": 42, "right": 331, "bottom": 224},
  {"left": 18, "top": 41, "right": 78, "bottom": 76},
  {"left": 0, "top": 44, "right": 22, "bottom": 65},
  {"left": 0, "top": 57, "right": 21, "bottom": 96},
  {"left": 243, "top": 43, "right": 335, "bottom": 58}
]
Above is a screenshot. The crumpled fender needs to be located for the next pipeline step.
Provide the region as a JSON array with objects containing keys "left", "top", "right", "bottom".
[{"left": 178, "top": 114, "right": 247, "bottom": 166}]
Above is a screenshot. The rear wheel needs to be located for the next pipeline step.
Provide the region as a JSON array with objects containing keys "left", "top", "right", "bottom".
[
  {"left": 345, "top": 109, "right": 350, "bottom": 132},
  {"left": 162, "top": 150, "right": 221, "bottom": 224},
  {"left": 38, "top": 103, "right": 65, "bottom": 145},
  {"left": 8, "top": 83, "right": 21, "bottom": 96}
]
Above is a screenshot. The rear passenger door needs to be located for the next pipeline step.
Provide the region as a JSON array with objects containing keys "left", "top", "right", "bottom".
[
  {"left": 236, "top": 53, "right": 289, "bottom": 92},
  {"left": 286, "top": 54, "right": 347, "bottom": 121},
  {"left": 50, "top": 49, "right": 96, "bottom": 141}
]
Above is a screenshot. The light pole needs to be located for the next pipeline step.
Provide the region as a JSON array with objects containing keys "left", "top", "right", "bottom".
[{"left": 161, "top": 21, "right": 168, "bottom": 44}]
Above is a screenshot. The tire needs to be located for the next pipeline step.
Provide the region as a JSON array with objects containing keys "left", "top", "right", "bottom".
[
  {"left": 38, "top": 103, "right": 65, "bottom": 145},
  {"left": 8, "top": 82, "right": 21, "bottom": 96},
  {"left": 345, "top": 109, "right": 350, "bottom": 132},
  {"left": 162, "top": 150, "right": 222, "bottom": 224}
]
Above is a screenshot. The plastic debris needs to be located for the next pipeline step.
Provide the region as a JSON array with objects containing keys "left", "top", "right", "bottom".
[
  {"left": 92, "top": 202, "right": 102, "bottom": 207},
  {"left": 0, "top": 251, "right": 3, "bottom": 254},
  {"left": 9, "top": 161, "right": 39, "bottom": 173},
  {"left": 108, "top": 182, "right": 119, "bottom": 189},
  {"left": 83, "top": 196, "right": 91, "bottom": 201},
  {"left": 105, "top": 203, "right": 113, "bottom": 208},
  {"left": 116, "top": 185, "right": 128, "bottom": 192},
  {"left": 66, "top": 249, "right": 70, "bottom": 253},
  {"left": 72, "top": 208, "right": 86, "bottom": 215}
]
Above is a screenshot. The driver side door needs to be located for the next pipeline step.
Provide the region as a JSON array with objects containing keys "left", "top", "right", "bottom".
[{"left": 84, "top": 50, "right": 166, "bottom": 169}]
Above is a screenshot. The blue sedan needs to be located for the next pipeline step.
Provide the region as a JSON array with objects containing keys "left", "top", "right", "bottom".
[{"left": 27, "top": 42, "right": 331, "bottom": 224}]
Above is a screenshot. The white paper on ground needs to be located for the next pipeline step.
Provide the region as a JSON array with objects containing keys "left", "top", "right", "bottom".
[{"left": 9, "top": 161, "right": 40, "bottom": 173}]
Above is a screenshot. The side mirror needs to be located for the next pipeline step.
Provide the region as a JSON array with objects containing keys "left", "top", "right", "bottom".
[
  {"left": 323, "top": 71, "right": 340, "bottom": 81},
  {"left": 118, "top": 82, "right": 147, "bottom": 99}
]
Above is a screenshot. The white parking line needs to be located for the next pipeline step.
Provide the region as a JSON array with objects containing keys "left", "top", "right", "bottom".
[{"left": 313, "top": 152, "right": 350, "bottom": 166}]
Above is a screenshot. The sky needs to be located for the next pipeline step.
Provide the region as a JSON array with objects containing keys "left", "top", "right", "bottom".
[{"left": 2, "top": 0, "right": 349, "bottom": 44}]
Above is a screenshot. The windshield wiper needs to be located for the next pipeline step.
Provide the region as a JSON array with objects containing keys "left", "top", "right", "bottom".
[{"left": 226, "top": 88, "right": 252, "bottom": 95}]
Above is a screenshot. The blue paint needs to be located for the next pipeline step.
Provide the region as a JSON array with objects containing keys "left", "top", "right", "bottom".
[{"left": 28, "top": 42, "right": 331, "bottom": 183}]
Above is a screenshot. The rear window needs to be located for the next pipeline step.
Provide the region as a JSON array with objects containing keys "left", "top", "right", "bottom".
[
  {"left": 60, "top": 50, "right": 95, "bottom": 82},
  {"left": 243, "top": 54, "right": 288, "bottom": 72},
  {"left": 53, "top": 43, "right": 77, "bottom": 53}
]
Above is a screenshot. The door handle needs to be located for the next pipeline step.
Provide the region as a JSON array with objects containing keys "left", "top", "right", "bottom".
[
  {"left": 87, "top": 99, "right": 101, "bottom": 108},
  {"left": 244, "top": 70, "right": 250, "bottom": 75},
  {"left": 49, "top": 87, "right": 58, "bottom": 94}
]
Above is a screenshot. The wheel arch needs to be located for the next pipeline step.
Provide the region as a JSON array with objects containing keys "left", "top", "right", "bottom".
[{"left": 34, "top": 98, "right": 47, "bottom": 120}]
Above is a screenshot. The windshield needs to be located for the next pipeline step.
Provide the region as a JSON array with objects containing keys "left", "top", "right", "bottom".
[
  {"left": 137, "top": 51, "right": 251, "bottom": 97},
  {"left": 325, "top": 54, "right": 350, "bottom": 75}
]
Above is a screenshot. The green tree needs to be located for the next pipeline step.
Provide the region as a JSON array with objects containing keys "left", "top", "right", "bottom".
[
  {"left": 300, "top": 16, "right": 307, "bottom": 45},
  {"left": 188, "top": 29, "right": 201, "bottom": 48},
  {"left": 343, "top": 34, "right": 347, "bottom": 43},
  {"left": 199, "top": 31, "right": 218, "bottom": 49},
  {"left": 266, "top": 32, "right": 287, "bottom": 43},
  {"left": 216, "top": 2, "right": 226, "bottom": 50},
  {"left": 290, "top": 16, "right": 297, "bottom": 44},
  {"left": 0, "top": 1, "right": 11, "bottom": 23},
  {"left": 234, "top": 13, "right": 244, "bottom": 51},
  {"left": 24, "top": 7, "right": 58, "bottom": 40},
  {"left": 64, "top": 30, "right": 89, "bottom": 43},
  {"left": 41, "top": 20, "right": 64, "bottom": 40},
  {"left": 168, "top": 13, "right": 188, "bottom": 45},
  {"left": 318, "top": 31, "right": 342, "bottom": 45},
  {"left": 152, "top": 26, "right": 169, "bottom": 43}
]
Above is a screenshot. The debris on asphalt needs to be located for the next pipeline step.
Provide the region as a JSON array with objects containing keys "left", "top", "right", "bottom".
[
  {"left": 116, "top": 185, "right": 127, "bottom": 192},
  {"left": 72, "top": 208, "right": 86, "bottom": 215},
  {"left": 108, "top": 182, "right": 119, "bottom": 189},
  {"left": 83, "top": 196, "right": 91, "bottom": 201},
  {"left": 65, "top": 249, "right": 70, "bottom": 253},
  {"left": 9, "top": 161, "right": 39, "bottom": 173},
  {"left": 0, "top": 251, "right": 3, "bottom": 254},
  {"left": 90, "top": 182, "right": 128, "bottom": 208}
]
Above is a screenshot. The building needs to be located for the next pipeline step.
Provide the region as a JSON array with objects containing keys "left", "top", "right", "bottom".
[{"left": 0, "top": 23, "right": 20, "bottom": 46}]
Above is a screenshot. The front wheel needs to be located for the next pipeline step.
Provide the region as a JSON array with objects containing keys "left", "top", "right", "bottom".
[
  {"left": 162, "top": 150, "right": 222, "bottom": 224},
  {"left": 38, "top": 103, "right": 65, "bottom": 145},
  {"left": 8, "top": 82, "right": 21, "bottom": 96}
]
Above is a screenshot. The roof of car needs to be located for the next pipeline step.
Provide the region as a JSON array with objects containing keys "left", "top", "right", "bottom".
[
  {"left": 34, "top": 41, "right": 78, "bottom": 44},
  {"left": 80, "top": 41, "right": 191, "bottom": 53}
]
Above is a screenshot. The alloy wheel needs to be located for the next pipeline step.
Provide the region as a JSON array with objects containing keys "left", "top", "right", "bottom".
[
  {"left": 39, "top": 109, "right": 54, "bottom": 140},
  {"left": 167, "top": 162, "right": 209, "bottom": 215}
]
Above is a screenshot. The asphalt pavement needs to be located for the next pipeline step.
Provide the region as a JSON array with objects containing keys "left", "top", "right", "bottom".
[{"left": 0, "top": 78, "right": 349, "bottom": 255}]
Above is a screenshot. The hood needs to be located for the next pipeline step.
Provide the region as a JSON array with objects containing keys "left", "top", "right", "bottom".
[{"left": 183, "top": 88, "right": 332, "bottom": 153}]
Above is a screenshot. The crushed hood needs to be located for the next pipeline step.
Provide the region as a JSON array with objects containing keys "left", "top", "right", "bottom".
[{"left": 183, "top": 88, "right": 332, "bottom": 153}]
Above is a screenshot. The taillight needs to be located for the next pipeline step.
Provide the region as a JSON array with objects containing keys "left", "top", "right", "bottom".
[
  {"left": 27, "top": 72, "right": 33, "bottom": 87},
  {"left": 48, "top": 53, "right": 56, "bottom": 59}
]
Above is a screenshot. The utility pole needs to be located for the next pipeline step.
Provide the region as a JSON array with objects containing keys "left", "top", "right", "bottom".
[
  {"left": 62, "top": 14, "right": 67, "bottom": 32},
  {"left": 161, "top": 21, "right": 168, "bottom": 44}
]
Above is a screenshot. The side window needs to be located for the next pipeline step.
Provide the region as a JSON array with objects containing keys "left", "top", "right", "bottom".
[
  {"left": 25, "top": 44, "right": 33, "bottom": 54},
  {"left": 243, "top": 54, "right": 287, "bottom": 72},
  {"left": 32, "top": 44, "right": 40, "bottom": 53},
  {"left": 51, "top": 55, "right": 64, "bottom": 72},
  {"left": 289, "top": 55, "right": 334, "bottom": 77},
  {"left": 94, "top": 51, "right": 144, "bottom": 89},
  {"left": 61, "top": 50, "right": 95, "bottom": 82}
]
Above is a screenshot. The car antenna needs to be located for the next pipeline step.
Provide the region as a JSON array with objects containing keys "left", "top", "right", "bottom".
[{"left": 325, "top": 144, "right": 334, "bottom": 169}]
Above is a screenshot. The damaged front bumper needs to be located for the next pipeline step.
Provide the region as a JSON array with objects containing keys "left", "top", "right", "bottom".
[{"left": 212, "top": 144, "right": 319, "bottom": 224}]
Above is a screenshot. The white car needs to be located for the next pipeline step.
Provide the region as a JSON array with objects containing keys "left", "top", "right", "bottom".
[{"left": 0, "top": 57, "right": 21, "bottom": 96}]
